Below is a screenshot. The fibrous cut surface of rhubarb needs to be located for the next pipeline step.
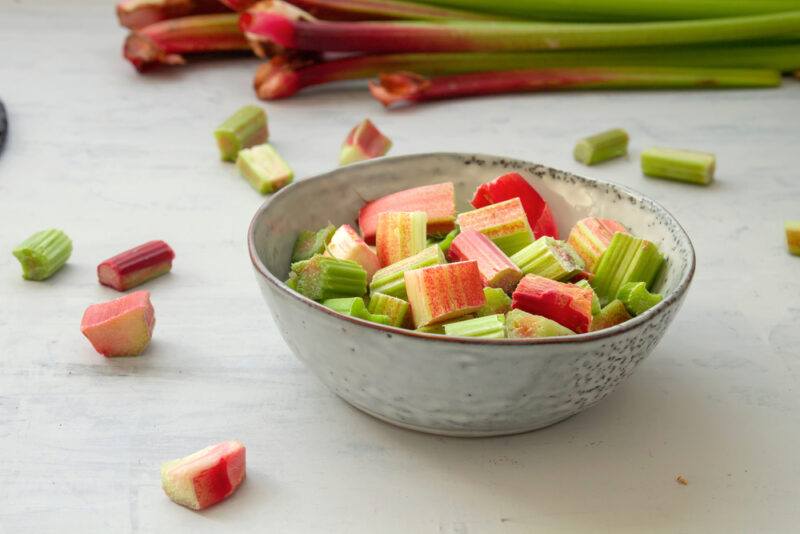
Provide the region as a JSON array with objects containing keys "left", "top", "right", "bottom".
[
  {"left": 404, "top": 260, "right": 486, "bottom": 327},
  {"left": 214, "top": 105, "right": 268, "bottom": 162},
  {"left": 339, "top": 118, "right": 392, "bottom": 165},
  {"left": 506, "top": 308, "right": 575, "bottom": 338},
  {"left": 511, "top": 274, "right": 594, "bottom": 334},
  {"left": 80, "top": 290, "right": 156, "bottom": 357},
  {"left": 358, "top": 182, "right": 455, "bottom": 244},
  {"left": 590, "top": 299, "right": 632, "bottom": 331},
  {"left": 325, "top": 224, "right": 381, "bottom": 281},
  {"left": 161, "top": 440, "right": 246, "bottom": 510},
  {"left": 236, "top": 143, "right": 293, "bottom": 194},
  {"left": 567, "top": 217, "right": 628, "bottom": 271},
  {"left": 457, "top": 197, "right": 535, "bottom": 256},
  {"left": 449, "top": 229, "right": 523, "bottom": 292},
  {"left": 12, "top": 228, "right": 72, "bottom": 281},
  {"left": 98, "top": 240, "right": 175, "bottom": 291},
  {"left": 292, "top": 223, "right": 335, "bottom": 262},
  {"left": 509, "top": 236, "right": 584, "bottom": 281}
]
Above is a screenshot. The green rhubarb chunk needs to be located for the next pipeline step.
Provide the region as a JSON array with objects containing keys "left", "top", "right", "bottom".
[
  {"left": 575, "top": 279, "right": 601, "bottom": 315},
  {"left": 291, "top": 223, "right": 336, "bottom": 262},
  {"left": 292, "top": 255, "right": 367, "bottom": 301},
  {"left": 437, "top": 227, "right": 460, "bottom": 253},
  {"left": 590, "top": 299, "right": 632, "bottom": 331},
  {"left": 322, "top": 296, "right": 390, "bottom": 325},
  {"left": 416, "top": 315, "right": 474, "bottom": 334},
  {"left": 214, "top": 105, "right": 268, "bottom": 162},
  {"left": 641, "top": 147, "right": 715, "bottom": 185},
  {"left": 12, "top": 229, "right": 72, "bottom": 281},
  {"left": 510, "top": 236, "right": 585, "bottom": 281},
  {"left": 506, "top": 309, "right": 575, "bottom": 338},
  {"left": 591, "top": 232, "right": 664, "bottom": 306},
  {"left": 476, "top": 287, "right": 512, "bottom": 317},
  {"left": 444, "top": 314, "right": 506, "bottom": 339},
  {"left": 617, "top": 281, "right": 663, "bottom": 316},
  {"left": 574, "top": 128, "right": 629, "bottom": 165},
  {"left": 367, "top": 293, "right": 409, "bottom": 327},
  {"left": 370, "top": 244, "right": 445, "bottom": 299},
  {"left": 236, "top": 143, "right": 293, "bottom": 194},
  {"left": 285, "top": 275, "right": 298, "bottom": 290}
]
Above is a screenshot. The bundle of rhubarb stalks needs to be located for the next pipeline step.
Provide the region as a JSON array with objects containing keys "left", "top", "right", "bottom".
[{"left": 119, "top": 0, "right": 800, "bottom": 106}]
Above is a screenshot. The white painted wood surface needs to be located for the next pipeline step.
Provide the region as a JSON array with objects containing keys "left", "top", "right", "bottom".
[{"left": 1, "top": 2, "right": 800, "bottom": 532}]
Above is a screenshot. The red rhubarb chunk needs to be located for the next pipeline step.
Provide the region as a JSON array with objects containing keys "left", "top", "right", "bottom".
[
  {"left": 471, "top": 172, "right": 559, "bottom": 239},
  {"left": 98, "top": 240, "right": 175, "bottom": 291},
  {"left": 80, "top": 290, "right": 156, "bottom": 357},
  {"left": 511, "top": 274, "right": 593, "bottom": 333}
]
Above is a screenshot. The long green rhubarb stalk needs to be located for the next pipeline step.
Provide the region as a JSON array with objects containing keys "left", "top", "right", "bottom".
[
  {"left": 254, "top": 43, "right": 800, "bottom": 99},
  {"left": 125, "top": 13, "right": 250, "bottom": 71},
  {"left": 239, "top": 10, "right": 800, "bottom": 53},
  {"left": 369, "top": 67, "right": 781, "bottom": 107}
]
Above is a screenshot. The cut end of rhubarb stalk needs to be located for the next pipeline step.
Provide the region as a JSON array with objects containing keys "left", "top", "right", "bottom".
[
  {"left": 292, "top": 254, "right": 367, "bottom": 301},
  {"left": 292, "top": 223, "right": 335, "bottom": 262},
  {"left": 254, "top": 56, "right": 301, "bottom": 100},
  {"left": 641, "top": 147, "right": 716, "bottom": 185},
  {"left": 369, "top": 72, "right": 430, "bottom": 107},
  {"left": 471, "top": 172, "right": 559, "bottom": 239},
  {"left": 376, "top": 211, "right": 428, "bottom": 267},
  {"left": 12, "top": 228, "right": 72, "bottom": 281},
  {"left": 511, "top": 274, "right": 594, "bottom": 334},
  {"left": 457, "top": 197, "right": 535, "bottom": 256},
  {"left": 214, "top": 105, "right": 268, "bottom": 162},
  {"left": 404, "top": 260, "right": 485, "bottom": 327},
  {"left": 236, "top": 143, "right": 293, "bottom": 194},
  {"left": 590, "top": 299, "right": 632, "bottom": 332},
  {"left": 367, "top": 293, "right": 409, "bottom": 327},
  {"left": 567, "top": 217, "right": 628, "bottom": 271},
  {"left": 161, "top": 440, "right": 246, "bottom": 511},
  {"left": 617, "top": 281, "right": 663, "bottom": 316},
  {"left": 339, "top": 119, "right": 392, "bottom": 166},
  {"left": 574, "top": 128, "right": 629, "bottom": 165},
  {"left": 98, "top": 240, "right": 175, "bottom": 291},
  {"left": 326, "top": 224, "right": 382, "bottom": 281},
  {"left": 80, "top": 290, "right": 156, "bottom": 357},
  {"left": 786, "top": 221, "right": 800, "bottom": 256},
  {"left": 124, "top": 31, "right": 186, "bottom": 71},
  {"left": 506, "top": 308, "right": 575, "bottom": 339},
  {"left": 509, "top": 236, "right": 585, "bottom": 281},
  {"left": 449, "top": 230, "right": 523, "bottom": 292}
]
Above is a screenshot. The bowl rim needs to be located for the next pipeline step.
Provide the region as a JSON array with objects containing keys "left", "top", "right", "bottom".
[{"left": 247, "top": 152, "right": 695, "bottom": 345}]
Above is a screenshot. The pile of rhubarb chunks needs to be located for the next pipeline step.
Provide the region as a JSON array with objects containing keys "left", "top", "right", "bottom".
[{"left": 287, "top": 172, "right": 666, "bottom": 339}]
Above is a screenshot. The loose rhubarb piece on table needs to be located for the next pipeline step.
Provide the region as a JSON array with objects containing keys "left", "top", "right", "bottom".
[
  {"left": 358, "top": 182, "right": 455, "bottom": 244},
  {"left": 591, "top": 233, "right": 664, "bottom": 305},
  {"left": 404, "top": 260, "right": 486, "bottom": 327},
  {"left": 214, "top": 105, "right": 268, "bottom": 162},
  {"left": 617, "top": 281, "right": 663, "bottom": 316},
  {"left": 590, "top": 299, "right": 632, "bottom": 332},
  {"left": 369, "top": 244, "right": 445, "bottom": 298},
  {"left": 506, "top": 308, "right": 575, "bottom": 339},
  {"left": 236, "top": 143, "right": 293, "bottom": 194},
  {"left": 449, "top": 230, "right": 522, "bottom": 292},
  {"left": 339, "top": 119, "right": 392, "bottom": 166},
  {"left": 292, "top": 223, "right": 335, "bottom": 262},
  {"left": 471, "top": 172, "right": 558, "bottom": 239},
  {"left": 641, "top": 147, "right": 716, "bottom": 185},
  {"left": 509, "top": 236, "right": 585, "bottom": 281},
  {"left": 161, "top": 440, "right": 246, "bottom": 511},
  {"left": 98, "top": 240, "right": 175, "bottom": 291},
  {"left": 124, "top": 13, "right": 250, "bottom": 71},
  {"left": 325, "top": 224, "right": 381, "bottom": 281},
  {"left": 476, "top": 287, "right": 512, "bottom": 317},
  {"left": 291, "top": 255, "right": 367, "bottom": 301},
  {"left": 574, "top": 279, "right": 601, "bottom": 315},
  {"left": 117, "top": 0, "right": 229, "bottom": 30},
  {"left": 787, "top": 221, "right": 800, "bottom": 256},
  {"left": 323, "top": 297, "right": 390, "bottom": 325},
  {"left": 375, "top": 211, "right": 427, "bottom": 267},
  {"left": 80, "top": 290, "right": 155, "bottom": 357},
  {"left": 574, "top": 128, "right": 629, "bottom": 165},
  {"left": 367, "top": 293, "right": 409, "bottom": 327},
  {"left": 444, "top": 314, "right": 506, "bottom": 339},
  {"left": 416, "top": 315, "right": 474, "bottom": 334},
  {"left": 12, "top": 229, "right": 72, "bottom": 281},
  {"left": 457, "top": 197, "right": 535, "bottom": 256},
  {"left": 567, "top": 217, "right": 628, "bottom": 272},
  {"left": 511, "top": 274, "right": 594, "bottom": 334}
]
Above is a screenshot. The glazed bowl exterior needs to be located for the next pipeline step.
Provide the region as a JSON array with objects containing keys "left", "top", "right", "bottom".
[{"left": 248, "top": 153, "right": 695, "bottom": 437}]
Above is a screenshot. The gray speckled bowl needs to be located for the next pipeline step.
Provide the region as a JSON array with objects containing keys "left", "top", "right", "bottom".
[{"left": 248, "top": 153, "right": 695, "bottom": 437}]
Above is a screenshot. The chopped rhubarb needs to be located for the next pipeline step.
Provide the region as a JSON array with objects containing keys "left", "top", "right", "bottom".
[
  {"left": 366, "top": 293, "right": 409, "bottom": 327},
  {"left": 470, "top": 172, "right": 558, "bottom": 239},
  {"left": 509, "top": 236, "right": 585, "bottom": 281},
  {"left": 416, "top": 315, "right": 474, "bottom": 334},
  {"left": 80, "top": 290, "right": 155, "bottom": 357},
  {"left": 323, "top": 297, "right": 390, "bottom": 325},
  {"left": 161, "top": 440, "right": 246, "bottom": 510},
  {"left": 12, "top": 229, "right": 72, "bottom": 281},
  {"left": 567, "top": 217, "right": 628, "bottom": 271},
  {"left": 291, "top": 255, "right": 367, "bottom": 301},
  {"left": 787, "top": 221, "right": 800, "bottom": 256},
  {"left": 437, "top": 227, "right": 459, "bottom": 253},
  {"left": 214, "top": 105, "right": 268, "bottom": 162},
  {"left": 448, "top": 230, "right": 522, "bottom": 292},
  {"left": 475, "top": 287, "right": 512, "bottom": 317},
  {"left": 511, "top": 274, "right": 594, "bottom": 334},
  {"left": 117, "top": 0, "right": 229, "bottom": 30},
  {"left": 574, "top": 128, "right": 629, "bottom": 165},
  {"left": 591, "top": 233, "right": 664, "bottom": 305},
  {"left": 97, "top": 240, "right": 175, "bottom": 291},
  {"left": 641, "top": 147, "right": 716, "bottom": 185},
  {"left": 506, "top": 308, "right": 575, "bottom": 338},
  {"left": 617, "top": 281, "right": 663, "bottom": 316},
  {"left": 358, "top": 182, "right": 455, "bottom": 244},
  {"left": 375, "top": 211, "right": 427, "bottom": 266},
  {"left": 574, "top": 279, "right": 601, "bottom": 315},
  {"left": 236, "top": 143, "right": 293, "bottom": 194},
  {"left": 590, "top": 299, "right": 632, "bottom": 331},
  {"left": 291, "top": 223, "right": 335, "bottom": 262},
  {"left": 325, "top": 224, "right": 381, "bottom": 281},
  {"left": 444, "top": 314, "right": 506, "bottom": 339},
  {"left": 457, "top": 197, "right": 535, "bottom": 256},
  {"left": 404, "top": 260, "right": 485, "bottom": 327},
  {"left": 339, "top": 119, "right": 392, "bottom": 166},
  {"left": 369, "top": 244, "right": 445, "bottom": 298}
]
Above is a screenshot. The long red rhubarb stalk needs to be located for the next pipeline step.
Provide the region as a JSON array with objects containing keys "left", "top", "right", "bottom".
[
  {"left": 117, "top": 0, "right": 230, "bottom": 30},
  {"left": 124, "top": 13, "right": 251, "bottom": 71},
  {"left": 369, "top": 67, "right": 781, "bottom": 107},
  {"left": 253, "top": 43, "right": 800, "bottom": 99},
  {"left": 284, "top": 0, "right": 502, "bottom": 21},
  {"left": 240, "top": 10, "right": 800, "bottom": 53}
]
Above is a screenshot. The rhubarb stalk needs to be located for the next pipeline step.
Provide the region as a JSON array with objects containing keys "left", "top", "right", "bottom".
[
  {"left": 284, "top": 0, "right": 501, "bottom": 21},
  {"left": 117, "top": 0, "right": 230, "bottom": 30}
]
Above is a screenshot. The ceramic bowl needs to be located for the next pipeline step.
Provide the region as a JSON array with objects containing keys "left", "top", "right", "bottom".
[{"left": 248, "top": 153, "right": 695, "bottom": 437}]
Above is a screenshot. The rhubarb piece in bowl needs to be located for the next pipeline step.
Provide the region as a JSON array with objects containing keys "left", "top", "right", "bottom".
[{"left": 248, "top": 153, "right": 695, "bottom": 436}]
